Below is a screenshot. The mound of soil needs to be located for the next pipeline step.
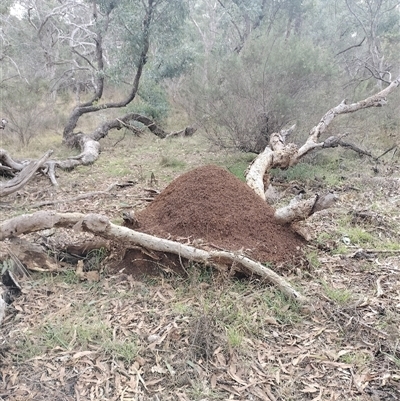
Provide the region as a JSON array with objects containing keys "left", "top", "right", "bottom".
[{"left": 133, "top": 165, "right": 304, "bottom": 267}]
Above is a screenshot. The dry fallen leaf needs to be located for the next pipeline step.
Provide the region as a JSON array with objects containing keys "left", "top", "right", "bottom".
[{"left": 86, "top": 270, "right": 100, "bottom": 282}]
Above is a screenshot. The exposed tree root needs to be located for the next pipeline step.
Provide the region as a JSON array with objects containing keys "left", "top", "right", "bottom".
[{"left": 0, "top": 211, "right": 307, "bottom": 303}]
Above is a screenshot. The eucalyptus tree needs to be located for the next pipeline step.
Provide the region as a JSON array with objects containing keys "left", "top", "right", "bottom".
[
  {"left": 1, "top": 0, "right": 193, "bottom": 170},
  {"left": 0, "top": 0, "right": 69, "bottom": 144},
  {"left": 180, "top": 0, "right": 339, "bottom": 152},
  {"left": 303, "top": 0, "right": 400, "bottom": 92},
  {"left": 341, "top": 0, "right": 400, "bottom": 89}
]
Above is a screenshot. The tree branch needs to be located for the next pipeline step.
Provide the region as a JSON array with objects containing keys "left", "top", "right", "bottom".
[
  {"left": 246, "top": 75, "right": 400, "bottom": 210},
  {"left": 0, "top": 150, "right": 53, "bottom": 197},
  {"left": 335, "top": 37, "right": 366, "bottom": 57},
  {"left": 0, "top": 212, "right": 307, "bottom": 303},
  {"left": 63, "top": 0, "right": 153, "bottom": 139}
]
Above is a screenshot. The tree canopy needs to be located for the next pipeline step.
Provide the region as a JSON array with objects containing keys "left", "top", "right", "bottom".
[{"left": 0, "top": 0, "right": 399, "bottom": 149}]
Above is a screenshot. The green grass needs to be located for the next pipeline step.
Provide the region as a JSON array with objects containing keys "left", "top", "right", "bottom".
[
  {"left": 56, "top": 269, "right": 80, "bottom": 285},
  {"left": 271, "top": 161, "right": 341, "bottom": 187},
  {"left": 332, "top": 244, "right": 349, "bottom": 255},
  {"left": 306, "top": 250, "right": 321, "bottom": 269},
  {"left": 321, "top": 281, "right": 353, "bottom": 304},
  {"left": 339, "top": 351, "right": 372, "bottom": 368},
  {"left": 101, "top": 159, "right": 133, "bottom": 177},
  {"left": 379, "top": 241, "right": 400, "bottom": 251},
  {"left": 383, "top": 352, "right": 400, "bottom": 368},
  {"left": 14, "top": 304, "right": 137, "bottom": 364},
  {"left": 85, "top": 247, "right": 108, "bottom": 271},
  {"left": 226, "top": 326, "right": 244, "bottom": 348},
  {"left": 257, "top": 288, "right": 302, "bottom": 325},
  {"left": 345, "top": 227, "right": 374, "bottom": 245},
  {"left": 159, "top": 155, "right": 186, "bottom": 169},
  {"left": 172, "top": 269, "right": 304, "bottom": 357},
  {"left": 225, "top": 153, "right": 256, "bottom": 181}
]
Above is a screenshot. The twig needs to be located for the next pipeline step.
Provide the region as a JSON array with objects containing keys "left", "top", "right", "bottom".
[
  {"left": 338, "top": 310, "right": 388, "bottom": 338},
  {"left": 31, "top": 191, "right": 113, "bottom": 208},
  {"left": 364, "top": 249, "right": 400, "bottom": 254},
  {"left": 335, "top": 37, "right": 366, "bottom": 57},
  {"left": 375, "top": 145, "right": 397, "bottom": 160},
  {"left": 376, "top": 276, "right": 385, "bottom": 297}
]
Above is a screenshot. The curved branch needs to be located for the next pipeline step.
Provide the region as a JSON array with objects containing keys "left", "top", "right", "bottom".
[
  {"left": 0, "top": 150, "right": 53, "bottom": 197},
  {"left": 335, "top": 37, "right": 366, "bottom": 57},
  {"left": 246, "top": 75, "right": 400, "bottom": 211},
  {"left": 63, "top": 0, "right": 154, "bottom": 140}
]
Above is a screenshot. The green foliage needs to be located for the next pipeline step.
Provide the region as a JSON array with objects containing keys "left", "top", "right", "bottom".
[
  {"left": 258, "top": 288, "right": 302, "bottom": 325},
  {"left": 226, "top": 326, "right": 244, "bottom": 348},
  {"left": 345, "top": 227, "right": 374, "bottom": 246},
  {"left": 271, "top": 161, "right": 341, "bottom": 187},
  {"left": 85, "top": 247, "right": 108, "bottom": 271},
  {"left": 226, "top": 153, "right": 256, "bottom": 181},
  {"left": 102, "top": 159, "right": 132, "bottom": 177},
  {"left": 128, "top": 76, "right": 170, "bottom": 121},
  {"left": 339, "top": 351, "right": 372, "bottom": 368},
  {"left": 58, "top": 269, "right": 80, "bottom": 285},
  {"left": 181, "top": 31, "right": 339, "bottom": 152},
  {"left": 306, "top": 250, "right": 321, "bottom": 269},
  {"left": 107, "top": 0, "right": 189, "bottom": 79}
]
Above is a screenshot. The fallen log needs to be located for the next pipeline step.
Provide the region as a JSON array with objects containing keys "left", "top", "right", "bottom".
[
  {"left": 0, "top": 211, "right": 307, "bottom": 303},
  {"left": 0, "top": 150, "right": 53, "bottom": 197}
]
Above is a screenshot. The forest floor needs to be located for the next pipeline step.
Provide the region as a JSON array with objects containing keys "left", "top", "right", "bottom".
[{"left": 0, "top": 131, "right": 400, "bottom": 400}]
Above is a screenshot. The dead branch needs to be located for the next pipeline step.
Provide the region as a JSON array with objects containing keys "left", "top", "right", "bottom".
[
  {"left": 375, "top": 145, "right": 397, "bottom": 160},
  {"left": 0, "top": 150, "right": 53, "bottom": 197},
  {"left": 0, "top": 211, "right": 307, "bottom": 303},
  {"left": 0, "top": 148, "right": 27, "bottom": 171},
  {"left": 246, "top": 75, "right": 400, "bottom": 221},
  {"left": 274, "top": 193, "right": 338, "bottom": 224},
  {"left": 165, "top": 126, "right": 197, "bottom": 139},
  {"left": 335, "top": 37, "right": 366, "bottom": 57}
]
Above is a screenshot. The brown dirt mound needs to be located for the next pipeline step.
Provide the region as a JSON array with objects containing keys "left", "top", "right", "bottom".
[{"left": 135, "top": 165, "right": 304, "bottom": 266}]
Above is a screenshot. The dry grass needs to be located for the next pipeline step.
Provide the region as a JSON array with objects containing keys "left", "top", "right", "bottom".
[{"left": 1, "top": 129, "right": 400, "bottom": 400}]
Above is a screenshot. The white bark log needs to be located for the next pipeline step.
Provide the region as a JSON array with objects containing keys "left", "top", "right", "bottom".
[
  {"left": 0, "top": 211, "right": 307, "bottom": 303},
  {"left": 0, "top": 150, "right": 53, "bottom": 197},
  {"left": 274, "top": 193, "right": 339, "bottom": 224},
  {"left": 246, "top": 147, "right": 273, "bottom": 201},
  {"left": 0, "top": 293, "right": 6, "bottom": 326}
]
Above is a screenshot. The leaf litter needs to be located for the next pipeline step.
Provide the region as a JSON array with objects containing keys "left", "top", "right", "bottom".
[{"left": 0, "top": 141, "right": 400, "bottom": 400}]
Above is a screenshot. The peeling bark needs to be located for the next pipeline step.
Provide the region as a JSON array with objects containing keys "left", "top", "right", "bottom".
[{"left": 0, "top": 211, "right": 307, "bottom": 303}]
